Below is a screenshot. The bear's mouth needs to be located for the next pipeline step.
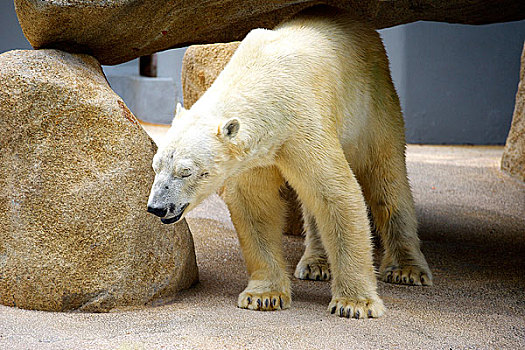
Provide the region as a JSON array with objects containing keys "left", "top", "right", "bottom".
[{"left": 160, "top": 203, "right": 189, "bottom": 224}]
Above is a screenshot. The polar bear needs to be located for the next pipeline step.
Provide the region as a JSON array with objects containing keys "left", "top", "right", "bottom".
[{"left": 147, "top": 7, "right": 432, "bottom": 318}]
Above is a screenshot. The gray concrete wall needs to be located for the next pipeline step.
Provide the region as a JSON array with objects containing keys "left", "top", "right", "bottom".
[
  {"left": 101, "top": 47, "right": 187, "bottom": 109},
  {"left": 102, "top": 48, "right": 186, "bottom": 124},
  {"left": 0, "top": 1, "right": 31, "bottom": 51},
  {"left": 381, "top": 21, "right": 525, "bottom": 145}
]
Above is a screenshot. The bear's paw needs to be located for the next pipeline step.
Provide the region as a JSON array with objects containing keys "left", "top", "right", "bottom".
[
  {"left": 238, "top": 291, "right": 291, "bottom": 311},
  {"left": 294, "top": 258, "right": 330, "bottom": 281},
  {"left": 328, "top": 296, "right": 385, "bottom": 319},
  {"left": 382, "top": 265, "right": 433, "bottom": 286}
]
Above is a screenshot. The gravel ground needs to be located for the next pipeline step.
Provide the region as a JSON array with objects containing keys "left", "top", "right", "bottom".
[{"left": 1, "top": 124, "right": 523, "bottom": 350}]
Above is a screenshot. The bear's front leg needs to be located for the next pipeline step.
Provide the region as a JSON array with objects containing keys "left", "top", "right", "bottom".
[
  {"left": 279, "top": 138, "right": 385, "bottom": 319},
  {"left": 223, "top": 166, "right": 291, "bottom": 311}
]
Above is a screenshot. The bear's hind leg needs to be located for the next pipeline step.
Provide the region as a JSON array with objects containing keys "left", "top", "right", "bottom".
[
  {"left": 223, "top": 166, "right": 291, "bottom": 311},
  {"left": 372, "top": 189, "right": 433, "bottom": 286},
  {"left": 360, "top": 149, "right": 433, "bottom": 286},
  {"left": 294, "top": 208, "right": 331, "bottom": 281}
]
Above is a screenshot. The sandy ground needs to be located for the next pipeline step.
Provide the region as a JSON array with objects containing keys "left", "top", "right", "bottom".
[{"left": 1, "top": 124, "right": 524, "bottom": 349}]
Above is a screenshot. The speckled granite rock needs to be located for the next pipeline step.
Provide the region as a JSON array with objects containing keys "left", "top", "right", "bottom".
[
  {"left": 0, "top": 49, "right": 198, "bottom": 312},
  {"left": 182, "top": 43, "right": 304, "bottom": 236},
  {"left": 182, "top": 42, "right": 240, "bottom": 108},
  {"left": 14, "top": 0, "right": 525, "bottom": 65},
  {"left": 501, "top": 43, "right": 525, "bottom": 182}
]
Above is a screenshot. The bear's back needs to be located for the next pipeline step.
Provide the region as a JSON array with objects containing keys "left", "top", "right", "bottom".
[{"left": 193, "top": 7, "right": 400, "bottom": 168}]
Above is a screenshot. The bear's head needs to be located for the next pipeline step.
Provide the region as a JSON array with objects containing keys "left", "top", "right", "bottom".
[{"left": 147, "top": 103, "right": 241, "bottom": 224}]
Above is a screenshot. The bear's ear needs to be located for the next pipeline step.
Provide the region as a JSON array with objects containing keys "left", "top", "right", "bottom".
[
  {"left": 172, "top": 103, "right": 185, "bottom": 125},
  {"left": 218, "top": 118, "right": 240, "bottom": 140},
  {"left": 176, "top": 102, "right": 184, "bottom": 115}
]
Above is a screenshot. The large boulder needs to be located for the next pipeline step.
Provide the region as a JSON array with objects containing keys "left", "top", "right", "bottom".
[
  {"left": 14, "top": 0, "right": 525, "bottom": 65},
  {"left": 501, "top": 43, "right": 525, "bottom": 182},
  {"left": 182, "top": 43, "right": 304, "bottom": 236},
  {"left": 0, "top": 49, "right": 198, "bottom": 312},
  {"left": 182, "top": 42, "right": 240, "bottom": 109}
]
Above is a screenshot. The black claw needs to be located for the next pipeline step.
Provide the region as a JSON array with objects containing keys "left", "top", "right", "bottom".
[
  {"left": 368, "top": 310, "right": 373, "bottom": 318},
  {"left": 304, "top": 273, "right": 309, "bottom": 279},
  {"left": 395, "top": 276, "right": 400, "bottom": 283},
  {"left": 403, "top": 277, "right": 407, "bottom": 283},
  {"left": 272, "top": 298, "right": 277, "bottom": 308},
  {"left": 409, "top": 277, "right": 414, "bottom": 284},
  {"left": 421, "top": 276, "right": 426, "bottom": 284},
  {"left": 386, "top": 274, "right": 393, "bottom": 282},
  {"left": 247, "top": 297, "right": 251, "bottom": 304},
  {"left": 355, "top": 310, "right": 360, "bottom": 319},
  {"left": 265, "top": 299, "right": 269, "bottom": 308},
  {"left": 323, "top": 273, "right": 327, "bottom": 280},
  {"left": 346, "top": 309, "right": 351, "bottom": 318},
  {"left": 280, "top": 297, "right": 283, "bottom": 310},
  {"left": 316, "top": 275, "right": 321, "bottom": 281},
  {"left": 339, "top": 306, "right": 345, "bottom": 317},
  {"left": 257, "top": 299, "right": 262, "bottom": 308},
  {"left": 331, "top": 306, "right": 337, "bottom": 314}
]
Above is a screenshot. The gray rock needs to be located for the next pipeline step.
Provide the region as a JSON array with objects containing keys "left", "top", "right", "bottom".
[{"left": 0, "top": 49, "right": 198, "bottom": 312}]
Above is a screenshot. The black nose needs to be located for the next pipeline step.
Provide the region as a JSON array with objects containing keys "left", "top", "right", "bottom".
[{"left": 147, "top": 206, "right": 167, "bottom": 217}]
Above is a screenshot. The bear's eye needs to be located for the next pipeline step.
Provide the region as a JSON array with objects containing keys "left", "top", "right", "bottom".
[{"left": 179, "top": 168, "right": 192, "bottom": 178}]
